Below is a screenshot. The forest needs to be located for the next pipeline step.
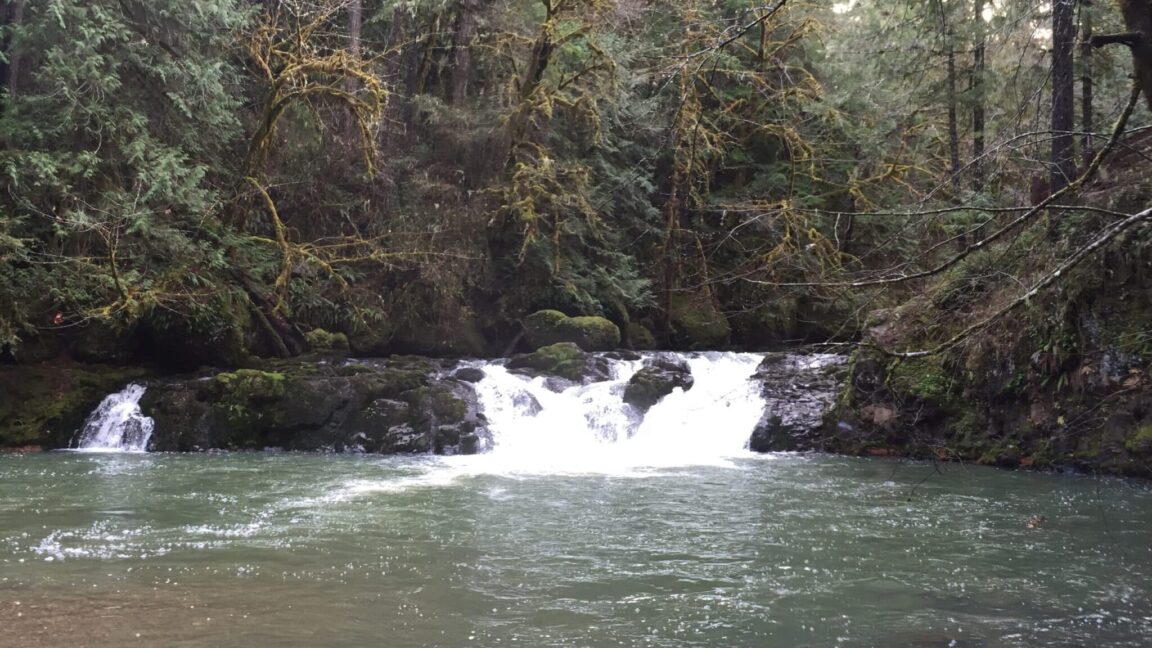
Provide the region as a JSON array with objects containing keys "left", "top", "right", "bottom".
[
  {"left": 1, "top": 0, "right": 1152, "bottom": 473},
  {"left": 5, "top": 3, "right": 1152, "bottom": 644}
]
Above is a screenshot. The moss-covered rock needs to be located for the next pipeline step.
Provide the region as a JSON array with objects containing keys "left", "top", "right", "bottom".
[
  {"left": 567, "top": 316, "right": 621, "bottom": 351},
  {"left": 668, "top": 290, "right": 730, "bottom": 349},
  {"left": 213, "top": 369, "right": 287, "bottom": 403},
  {"left": 305, "top": 328, "right": 350, "bottom": 353},
  {"left": 506, "top": 342, "right": 609, "bottom": 382},
  {"left": 141, "top": 358, "right": 489, "bottom": 455},
  {"left": 523, "top": 310, "right": 621, "bottom": 352},
  {"left": 623, "top": 356, "right": 694, "bottom": 411},
  {"left": 523, "top": 310, "right": 569, "bottom": 347}
]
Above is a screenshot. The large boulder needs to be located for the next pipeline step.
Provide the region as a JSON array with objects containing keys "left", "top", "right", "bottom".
[
  {"left": 748, "top": 353, "right": 846, "bottom": 452},
  {"left": 140, "top": 359, "right": 489, "bottom": 455},
  {"left": 623, "top": 355, "right": 694, "bottom": 411},
  {"left": 506, "top": 342, "right": 610, "bottom": 383},
  {"left": 523, "top": 310, "right": 621, "bottom": 352}
]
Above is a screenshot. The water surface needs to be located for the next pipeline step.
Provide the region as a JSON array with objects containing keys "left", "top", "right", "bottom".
[{"left": 2, "top": 452, "right": 1150, "bottom": 647}]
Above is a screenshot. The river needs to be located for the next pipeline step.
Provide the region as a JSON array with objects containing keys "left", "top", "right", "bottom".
[
  {"left": 2, "top": 451, "right": 1151, "bottom": 647},
  {"left": 3, "top": 353, "right": 1152, "bottom": 646}
]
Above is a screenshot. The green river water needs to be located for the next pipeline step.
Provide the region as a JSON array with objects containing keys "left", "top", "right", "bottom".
[{"left": 1, "top": 452, "right": 1150, "bottom": 647}]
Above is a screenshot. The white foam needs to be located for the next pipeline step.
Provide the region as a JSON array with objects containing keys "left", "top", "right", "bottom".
[{"left": 338, "top": 352, "right": 782, "bottom": 496}]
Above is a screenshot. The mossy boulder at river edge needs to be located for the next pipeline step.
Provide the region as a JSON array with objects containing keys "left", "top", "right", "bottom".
[
  {"left": 522, "top": 310, "right": 621, "bottom": 352},
  {"left": 505, "top": 342, "right": 612, "bottom": 383},
  {"left": 139, "top": 358, "right": 489, "bottom": 455}
]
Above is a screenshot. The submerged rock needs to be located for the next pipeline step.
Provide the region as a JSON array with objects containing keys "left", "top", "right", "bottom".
[
  {"left": 748, "top": 353, "right": 846, "bottom": 452},
  {"left": 140, "top": 358, "right": 489, "bottom": 455},
  {"left": 623, "top": 355, "right": 694, "bottom": 411},
  {"left": 522, "top": 310, "right": 621, "bottom": 352}
]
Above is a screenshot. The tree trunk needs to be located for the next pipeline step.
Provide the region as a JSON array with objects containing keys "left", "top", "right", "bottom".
[
  {"left": 1117, "top": 0, "right": 1152, "bottom": 113},
  {"left": 1079, "top": 2, "right": 1094, "bottom": 168},
  {"left": 344, "top": 0, "right": 363, "bottom": 141},
  {"left": 935, "top": 0, "right": 960, "bottom": 194},
  {"left": 0, "top": 0, "right": 26, "bottom": 105},
  {"left": 447, "top": 0, "right": 482, "bottom": 104},
  {"left": 1050, "top": 0, "right": 1077, "bottom": 195},
  {"left": 506, "top": 11, "right": 556, "bottom": 165},
  {"left": 970, "top": 0, "right": 986, "bottom": 191}
]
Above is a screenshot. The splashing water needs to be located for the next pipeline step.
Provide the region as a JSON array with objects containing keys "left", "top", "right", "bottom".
[
  {"left": 452, "top": 352, "right": 775, "bottom": 477},
  {"left": 74, "top": 384, "right": 155, "bottom": 453}
]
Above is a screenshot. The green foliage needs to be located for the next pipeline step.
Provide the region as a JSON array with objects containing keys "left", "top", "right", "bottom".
[
  {"left": 887, "top": 356, "right": 955, "bottom": 402},
  {"left": 0, "top": 0, "right": 252, "bottom": 355},
  {"left": 0, "top": 0, "right": 1146, "bottom": 371}
]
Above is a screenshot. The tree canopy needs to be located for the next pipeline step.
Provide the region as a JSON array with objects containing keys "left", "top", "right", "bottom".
[{"left": 1, "top": 0, "right": 1150, "bottom": 367}]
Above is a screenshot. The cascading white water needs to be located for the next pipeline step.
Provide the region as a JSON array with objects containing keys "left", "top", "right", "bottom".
[
  {"left": 467, "top": 352, "right": 770, "bottom": 474},
  {"left": 74, "top": 384, "right": 155, "bottom": 453}
]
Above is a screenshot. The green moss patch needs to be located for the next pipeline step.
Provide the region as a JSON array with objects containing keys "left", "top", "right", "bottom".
[
  {"left": 523, "top": 310, "right": 620, "bottom": 351},
  {"left": 1125, "top": 423, "right": 1152, "bottom": 455}
]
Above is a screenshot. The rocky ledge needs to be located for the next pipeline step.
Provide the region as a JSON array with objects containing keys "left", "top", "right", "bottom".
[
  {"left": 748, "top": 353, "right": 848, "bottom": 452},
  {"left": 139, "top": 357, "right": 489, "bottom": 454}
]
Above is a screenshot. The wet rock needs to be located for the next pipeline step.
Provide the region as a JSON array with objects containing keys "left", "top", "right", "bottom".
[
  {"left": 506, "top": 342, "right": 611, "bottom": 383},
  {"left": 623, "top": 355, "right": 694, "bottom": 411},
  {"left": 513, "top": 391, "right": 543, "bottom": 416},
  {"left": 141, "top": 357, "right": 489, "bottom": 456},
  {"left": 341, "top": 399, "right": 430, "bottom": 453},
  {"left": 453, "top": 367, "right": 486, "bottom": 383},
  {"left": 748, "top": 353, "right": 846, "bottom": 452}
]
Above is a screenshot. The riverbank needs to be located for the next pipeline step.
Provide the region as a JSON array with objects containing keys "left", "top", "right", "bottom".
[{"left": 2, "top": 341, "right": 1149, "bottom": 479}]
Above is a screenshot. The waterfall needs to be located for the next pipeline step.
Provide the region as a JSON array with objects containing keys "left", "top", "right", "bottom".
[
  {"left": 468, "top": 352, "right": 789, "bottom": 474},
  {"left": 73, "top": 384, "right": 155, "bottom": 453}
]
